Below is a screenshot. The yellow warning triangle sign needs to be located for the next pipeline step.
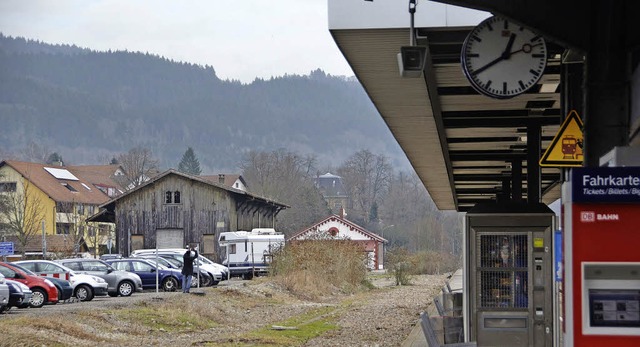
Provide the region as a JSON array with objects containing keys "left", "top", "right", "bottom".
[{"left": 539, "top": 110, "right": 584, "bottom": 167}]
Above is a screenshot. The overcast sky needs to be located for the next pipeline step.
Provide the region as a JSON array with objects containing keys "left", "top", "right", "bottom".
[{"left": 0, "top": 0, "right": 353, "bottom": 83}]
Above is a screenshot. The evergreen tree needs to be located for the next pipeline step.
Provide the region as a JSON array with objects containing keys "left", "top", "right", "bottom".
[{"left": 178, "top": 147, "right": 202, "bottom": 175}]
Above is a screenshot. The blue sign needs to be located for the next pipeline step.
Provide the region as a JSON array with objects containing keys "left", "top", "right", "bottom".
[
  {"left": 572, "top": 167, "right": 640, "bottom": 203},
  {"left": 0, "top": 241, "right": 14, "bottom": 256},
  {"left": 554, "top": 230, "right": 562, "bottom": 282}
]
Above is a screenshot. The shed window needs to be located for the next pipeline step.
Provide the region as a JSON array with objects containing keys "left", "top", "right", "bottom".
[{"left": 164, "top": 190, "right": 181, "bottom": 204}]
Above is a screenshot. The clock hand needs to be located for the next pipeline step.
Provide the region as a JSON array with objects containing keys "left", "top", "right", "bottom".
[
  {"left": 502, "top": 33, "right": 517, "bottom": 59},
  {"left": 509, "top": 42, "right": 543, "bottom": 55},
  {"left": 470, "top": 55, "right": 503, "bottom": 76},
  {"left": 471, "top": 33, "right": 518, "bottom": 76}
]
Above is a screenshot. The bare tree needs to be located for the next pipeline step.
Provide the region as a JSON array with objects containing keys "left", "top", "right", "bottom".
[
  {"left": 115, "top": 146, "right": 160, "bottom": 190},
  {"left": 56, "top": 201, "right": 88, "bottom": 256},
  {"left": 20, "top": 141, "right": 52, "bottom": 164},
  {"left": 239, "top": 149, "right": 328, "bottom": 235},
  {"left": 337, "top": 149, "right": 392, "bottom": 226},
  {"left": 0, "top": 179, "right": 47, "bottom": 256}
]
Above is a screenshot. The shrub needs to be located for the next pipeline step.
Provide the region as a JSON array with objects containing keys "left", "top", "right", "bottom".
[{"left": 270, "top": 233, "right": 368, "bottom": 299}]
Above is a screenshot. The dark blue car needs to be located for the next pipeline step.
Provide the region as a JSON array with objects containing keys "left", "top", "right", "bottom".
[{"left": 106, "top": 259, "right": 182, "bottom": 292}]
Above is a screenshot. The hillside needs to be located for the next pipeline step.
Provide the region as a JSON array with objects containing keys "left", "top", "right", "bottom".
[{"left": 0, "top": 34, "right": 408, "bottom": 172}]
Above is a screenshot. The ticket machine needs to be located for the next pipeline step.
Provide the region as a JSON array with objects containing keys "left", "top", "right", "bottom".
[
  {"left": 563, "top": 166, "right": 640, "bottom": 346},
  {"left": 464, "top": 202, "right": 555, "bottom": 346}
]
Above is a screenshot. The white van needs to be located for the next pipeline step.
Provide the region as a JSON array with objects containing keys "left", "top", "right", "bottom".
[{"left": 218, "top": 228, "right": 284, "bottom": 279}]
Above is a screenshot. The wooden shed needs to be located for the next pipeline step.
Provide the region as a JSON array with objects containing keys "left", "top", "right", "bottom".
[{"left": 93, "top": 170, "right": 287, "bottom": 260}]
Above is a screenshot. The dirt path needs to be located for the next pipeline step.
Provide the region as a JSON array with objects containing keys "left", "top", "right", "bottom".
[{"left": 0, "top": 274, "right": 447, "bottom": 347}]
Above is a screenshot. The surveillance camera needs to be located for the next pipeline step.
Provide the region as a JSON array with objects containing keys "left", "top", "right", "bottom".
[{"left": 397, "top": 46, "right": 427, "bottom": 78}]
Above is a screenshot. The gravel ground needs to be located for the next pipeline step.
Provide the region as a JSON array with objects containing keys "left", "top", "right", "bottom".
[{"left": 0, "top": 273, "right": 447, "bottom": 347}]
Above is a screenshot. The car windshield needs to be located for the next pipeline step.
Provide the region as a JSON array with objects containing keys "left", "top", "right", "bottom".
[{"left": 9, "top": 263, "right": 37, "bottom": 276}]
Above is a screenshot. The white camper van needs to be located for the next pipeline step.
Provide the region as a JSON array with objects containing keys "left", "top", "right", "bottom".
[{"left": 218, "top": 228, "right": 284, "bottom": 279}]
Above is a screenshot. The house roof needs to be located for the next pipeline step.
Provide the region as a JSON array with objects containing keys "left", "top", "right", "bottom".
[
  {"left": 5, "top": 234, "right": 89, "bottom": 253},
  {"left": 316, "top": 173, "right": 348, "bottom": 198},
  {"left": 200, "top": 174, "right": 247, "bottom": 189},
  {"left": 98, "top": 169, "right": 288, "bottom": 210},
  {"left": 66, "top": 164, "right": 125, "bottom": 193},
  {"left": 1, "top": 160, "right": 112, "bottom": 205},
  {"left": 288, "top": 214, "right": 386, "bottom": 242}
]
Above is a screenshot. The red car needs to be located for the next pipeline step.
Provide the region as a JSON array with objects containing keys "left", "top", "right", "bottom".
[{"left": 0, "top": 262, "right": 58, "bottom": 308}]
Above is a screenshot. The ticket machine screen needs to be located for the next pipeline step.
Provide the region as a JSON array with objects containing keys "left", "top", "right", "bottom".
[{"left": 589, "top": 290, "right": 640, "bottom": 328}]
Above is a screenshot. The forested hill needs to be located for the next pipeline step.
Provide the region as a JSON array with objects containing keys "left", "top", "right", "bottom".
[{"left": 0, "top": 34, "right": 406, "bottom": 171}]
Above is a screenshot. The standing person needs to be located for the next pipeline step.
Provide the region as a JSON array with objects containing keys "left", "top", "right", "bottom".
[{"left": 182, "top": 245, "right": 198, "bottom": 293}]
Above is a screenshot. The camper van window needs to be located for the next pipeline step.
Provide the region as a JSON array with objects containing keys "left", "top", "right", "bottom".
[
  {"left": 230, "top": 244, "right": 236, "bottom": 254},
  {"left": 245, "top": 241, "right": 248, "bottom": 252}
]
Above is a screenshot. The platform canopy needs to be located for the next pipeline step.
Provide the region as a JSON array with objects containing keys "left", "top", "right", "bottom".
[{"left": 329, "top": 0, "right": 564, "bottom": 211}]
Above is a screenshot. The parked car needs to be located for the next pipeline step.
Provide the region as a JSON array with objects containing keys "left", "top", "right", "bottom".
[
  {"left": 105, "top": 258, "right": 182, "bottom": 292},
  {"left": 0, "top": 274, "right": 10, "bottom": 313},
  {"left": 4, "top": 279, "right": 33, "bottom": 311},
  {"left": 133, "top": 254, "right": 213, "bottom": 287},
  {"left": 10, "top": 263, "right": 73, "bottom": 302},
  {"left": 0, "top": 262, "right": 58, "bottom": 308},
  {"left": 132, "top": 248, "right": 227, "bottom": 283},
  {"left": 58, "top": 258, "right": 143, "bottom": 297},
  {"left": 99, "top": 254, "right": 122, "bottom": 261},
  {"left": 14, "top": 260, "right": 108, "bottom": 301}
]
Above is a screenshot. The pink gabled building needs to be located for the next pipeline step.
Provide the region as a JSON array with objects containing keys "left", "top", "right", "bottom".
[{"left": 288, "top": 213, "right": 387, "bottom": 270}]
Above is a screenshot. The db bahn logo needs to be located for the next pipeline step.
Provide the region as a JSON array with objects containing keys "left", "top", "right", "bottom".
[
  {"left": 580, "top": 211, "right": 620, "bottom": 222},
  {"left": 580, "top": 211, "right": 595, "bottom": 222}
]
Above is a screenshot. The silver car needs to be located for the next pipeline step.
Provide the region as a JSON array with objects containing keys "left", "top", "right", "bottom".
[
  {"left": 0, "top": 274, "right": 9, "bottom": 312},
  {"left": 58, "top": 259, "right": 143, "bottom": 297}
]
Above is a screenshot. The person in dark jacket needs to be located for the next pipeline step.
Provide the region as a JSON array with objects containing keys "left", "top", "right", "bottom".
[{"left": 182, "top": 245, "right": 198, "bottom": 293}]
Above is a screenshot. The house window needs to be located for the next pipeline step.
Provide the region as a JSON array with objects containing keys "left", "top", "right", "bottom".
[
  {"left": 0, "top": 182, "right": 16, "bottom": 192},
  {"left": 56, "top": 223, "right": 71, "bottom": 235},
  {"left": 328, "top": 227, "right": 339, "bottom": 237},
  {"left": 88, "top": 205, "right": 95, "bottom": 215},
  {"left": 165, "top": 191, "right": 172, "bottom": 203},
  {"left": 174, "top": 191, "right": 181, "bottom": 204},
  {"left": 76, "top": 204, "right": 84, "bottom": 215},
  {"left": 61, "top": 182, "right": 77, "bottom": 192},
  {"left": 56, "top": 202, "right": 73, "bottom": 213}
]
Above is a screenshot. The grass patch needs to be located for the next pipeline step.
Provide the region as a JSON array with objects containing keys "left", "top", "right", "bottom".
[
  {"left": 107, "top": 301, "right": 218, "bottom": 333},
  {"left": 0, "top": 315, "right": 113, "bottom": 346},
  {"left": 222, "top": 306, "right": 340, "bottom": 346}
]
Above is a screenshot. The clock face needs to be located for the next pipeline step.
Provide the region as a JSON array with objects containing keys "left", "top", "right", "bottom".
[{"left": 461, "top": 16, "right": 547, "bottom": 99}]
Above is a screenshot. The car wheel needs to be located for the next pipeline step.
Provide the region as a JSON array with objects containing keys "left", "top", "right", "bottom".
[
  {"left": 162, "top": 277, "right": 178, "bottom": 292},
  {"left": 0, "top": 305, "right": 8, "bottom": 313},
  {"left": 118, "top": 280, "right": 134, "bottom": 297},
  {"left": 199, "top": 274, "right": 212, "bottom": 287},
  {"left": 30, "top": 288, "right": 47, "bottom": 308},
  {"left": 75, "top": 284, "right": 94, "bottom": 301}
]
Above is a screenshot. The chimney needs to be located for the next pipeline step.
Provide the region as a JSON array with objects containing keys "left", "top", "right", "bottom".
[{"left": 218, "top": 174, "right": 225, "bottom": 184}]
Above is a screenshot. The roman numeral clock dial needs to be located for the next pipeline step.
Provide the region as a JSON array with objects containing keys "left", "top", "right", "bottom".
[{"left": 461, "top": 16, "right": 547, "bottom": 99}]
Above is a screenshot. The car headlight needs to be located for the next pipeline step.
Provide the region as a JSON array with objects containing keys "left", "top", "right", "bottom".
[
  {"left": 92, "top": 276, "right": 106, "bottom": 283},
  {"left": 43, "top": 279, "right": 55, "bottom": 287}
]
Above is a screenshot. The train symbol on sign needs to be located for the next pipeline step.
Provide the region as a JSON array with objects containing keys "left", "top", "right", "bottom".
[{"left": 561, "top": 135, "right": 583, "bottom": 159}]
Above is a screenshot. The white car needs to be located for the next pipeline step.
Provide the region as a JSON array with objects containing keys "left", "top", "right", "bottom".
[
  {"left": 132, "top": 248, "right": 229, "bottom": 284},
  {"left": 14, "top": 260, "right": 108, "bottom": 301}
]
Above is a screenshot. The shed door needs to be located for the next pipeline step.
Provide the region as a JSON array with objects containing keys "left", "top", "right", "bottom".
[{"left": 156, "top": 229, "right": 184, "bottom": 249}]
